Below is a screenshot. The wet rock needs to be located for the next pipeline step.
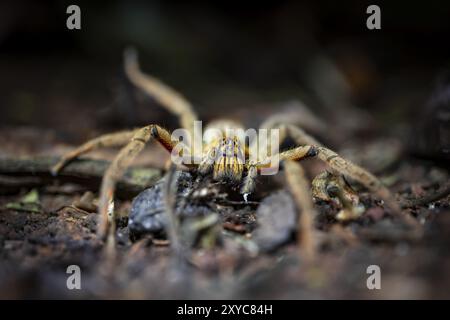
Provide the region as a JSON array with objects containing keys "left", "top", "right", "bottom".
[
  {"left": 128, "top": 185, "right": 166, "bottom": 237},
  {"left": 128, "top": 172, "right": 213, "bottom": 240},
  {"left": 252, "top": 191, "right": 297, "bottom": 252}
]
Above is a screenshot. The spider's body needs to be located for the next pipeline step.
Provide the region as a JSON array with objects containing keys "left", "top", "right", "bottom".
[
  {"left": 199, "top": 120, "right": 246, "bottom": 183},
  {"left": 52, "top": 48, "right": 415, "bottom": 258}
]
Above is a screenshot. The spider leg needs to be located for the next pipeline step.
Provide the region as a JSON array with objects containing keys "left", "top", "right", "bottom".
[
  {"left": 198, "top": 146, "right": 218, "bottom": 175},
  {"left": 284, "top": 160, "right": 317, "bottom": 261},
  {"left": 242, "top": 142, "right": 318, "bottom": 260},
  {"left": 242, "top": 127, "right": 319, "bottom": 258},
  {"left": 241, "top": 145, "right": 317, "bottom": 195},
  {"left": 96, "top": 125, "right": 178, "bottom": 240},
  {"left": 162, "top": 164, "right": 182, "bottom": 254},
  {"left": 53, "top": 125, "right": 179, "bottom": 245},
  {"left": 124, "top": 48, "right": 198, "bottom": 138},
  {"left": 260, "top": 145, "right": 318, "bottom": 259},
  {"left": 243, "top": 122, "right": 311, "bottom": 192},
  {"left": 258, "top": 102, "right": 326, "bottom": 139},
  {"left": 51, "top": 130, "right": 137, "bottom": 175},
  {"left": 277, "top": 145, "right": 318, "bottom": 162},
  {"left": 312, "top": 171, "right": 364, "bottom": 221},
  {"left": 248, "top": 106, "right": 322, "bottom": 159},
  {"left": 285, "top": 124, "right": 417, "bottom": 226},
  {"left": 51, "top": 125, "right": 176, "bottom": 176},
  {"left": 241, "top": 164, "right": 257, "bottom": 197}
]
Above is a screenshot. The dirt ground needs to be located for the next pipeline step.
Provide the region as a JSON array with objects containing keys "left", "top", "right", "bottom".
[
  {"left": 1, "top": 1, "right": 450, "bottom": 300},
  {"left": 0, "top": 112, "right": 449, "bottom": 299}
]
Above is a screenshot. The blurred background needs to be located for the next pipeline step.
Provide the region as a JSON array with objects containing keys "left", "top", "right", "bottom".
[
  {"left": 0, "top": 0, "right": 449, "bottom": 160},
  {"left": 1, "top": 0, "right": 450, "bottom": 299}
]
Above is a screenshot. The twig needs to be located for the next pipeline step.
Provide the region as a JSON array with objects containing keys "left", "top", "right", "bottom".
[
  {"left": 401, "top": 181, "right": 450, "bottom": 208},
  {"left": 0, "top": 156, "right": 161, "bottom": 198}
]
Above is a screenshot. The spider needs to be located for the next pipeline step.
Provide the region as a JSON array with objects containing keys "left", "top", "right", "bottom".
[{"left": 51, "top": 48, "right": 413, "bottom": 258}]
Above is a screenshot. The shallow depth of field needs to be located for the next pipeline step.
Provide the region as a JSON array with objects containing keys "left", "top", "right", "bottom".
[{"left": 0, "top": 1, "right": 449, "bottom": 299}]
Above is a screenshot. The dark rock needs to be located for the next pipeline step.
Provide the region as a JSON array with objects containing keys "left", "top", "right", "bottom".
[
  {"left": 128, "top": 172, "right": 213, "bottom": 240},
  {"left": 252, "top": 190, "right": 297, "bottom": 252}
]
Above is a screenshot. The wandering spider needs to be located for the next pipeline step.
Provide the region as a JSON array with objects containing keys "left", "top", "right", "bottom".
[{"left": 51, "top": 48, "right": 414, "bottom": 258}]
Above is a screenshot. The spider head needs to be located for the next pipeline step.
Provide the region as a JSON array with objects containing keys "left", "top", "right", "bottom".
[{"left": 212, "top": 137, "right": 245, "bottom": 183}]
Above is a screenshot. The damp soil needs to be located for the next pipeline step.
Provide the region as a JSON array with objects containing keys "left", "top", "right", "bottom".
[{"left": 0, "top": 124, "right": 449, "bottom": 299}]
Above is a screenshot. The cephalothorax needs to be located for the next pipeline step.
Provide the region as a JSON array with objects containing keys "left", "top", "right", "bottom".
[{"left": 52, "top": 48, "right": 413, "bottom": 258}]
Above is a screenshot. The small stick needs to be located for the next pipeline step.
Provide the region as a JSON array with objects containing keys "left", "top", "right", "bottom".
[
  {"left": 0, "top": 157, "right": 161, "bottom": 198},
  {"left": 401, "top": 181, "right": 450, "bottom": 208}
]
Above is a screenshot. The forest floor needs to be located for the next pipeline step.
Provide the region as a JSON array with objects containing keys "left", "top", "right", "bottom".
[{"left": 0, "top": 110, "right": 449, "bottom": 299}]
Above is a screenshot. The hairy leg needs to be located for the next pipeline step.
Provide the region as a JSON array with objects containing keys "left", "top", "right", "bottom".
[
  {"left": 198, "top": 146, "right": 217, "bottom": 175},
  {"left": 96, "top": 125, "right": 176, "bottom": 239},
  {"left": 51, "top": 130, "right": 138, "bottom": 175},
  {"left": 241, "top": 121, "right": 320, "bottom": 258},
  {"left": 285, "top": 124, "right": 417, "bottom": 226},
  {"left": 124, "top": 48, "right": 198, "bottom": 139},
  {"left": 249, "top": 104, "right": 324, "bottom": 157},
  {"left": 258, "top": 102, "right": 326, "bottom": 137},
  {"left": 241, "top": 145, "right": 317, "bottom": 196},
  {"left": 52, "top": 125, "right": 176, "bottom": 176},
  {"left": 242, "top": 120, "right": 316, "bottom": 200},
  {"left": 312, "top": 171, "right": 364, "bottom": 221},
  {"left": 284, "top": 160, "right": 317, "bottom": 261},
  {"left": 277, "top": 145, "right": 318, "bottom": 162}
]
